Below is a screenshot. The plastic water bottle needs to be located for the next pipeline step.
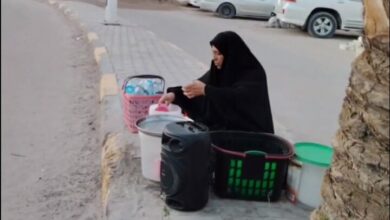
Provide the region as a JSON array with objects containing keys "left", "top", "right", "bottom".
[
  {"left": 153, "top": 80, "right": 163, "bottom": 94},
  {"left": 134, "top": 85, "right": 147, "bottom": 95},
  {"left": 145, "top": 79, "right": 155, "bottom": 95},
  {"left": 125, "top": 85, "right": 135, "bottom": 94}
]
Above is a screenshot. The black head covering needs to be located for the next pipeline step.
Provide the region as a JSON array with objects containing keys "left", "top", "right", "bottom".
[
  {"left": 170, "top": 31, "right": 274, "bottom": 133},
  {"left": 208, "top": 31, "right": 265, "bottom": 86}
]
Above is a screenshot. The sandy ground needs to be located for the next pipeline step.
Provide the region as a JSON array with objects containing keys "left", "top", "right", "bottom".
[{"left": 2, "top": 0, "right": 102, "bottom": 219}]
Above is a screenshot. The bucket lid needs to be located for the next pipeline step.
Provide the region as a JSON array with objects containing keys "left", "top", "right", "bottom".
[
  {"left": 294, "top": 142, "right": 334, "bottom": 167},
  {"left": 136, "top": 115, "right": 187, "bottom": 137},
  {"left": 149, "top": 103, "right": 182, "bottom": 116},
  {"left": 163, "top": 121, "right": 208, "bottom": 136}
]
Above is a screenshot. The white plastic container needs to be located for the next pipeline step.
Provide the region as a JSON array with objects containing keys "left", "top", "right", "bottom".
[
  {"left": 286, "top": 142, "right": 334, "bottom": 208},
  {"left": 148, "top": 103, "right": 182, "bottom": 117},
  {"left": 136, "top": 115, "right": 187, "bottom": 182}
]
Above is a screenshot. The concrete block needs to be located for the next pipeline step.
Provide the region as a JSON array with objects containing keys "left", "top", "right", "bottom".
[
  {"left": 100, "top": 95, "right": 123, "bottom": 135},
  {"left": 88, "top": 32, "right": 99, "bottom": 43},
  {"left": 100, "top": 74, "right": 119, "bottom": 101},
  {"left": 99, "top": 53, "right": 116, "bottom": 75},
  {"left": 94, "top": 47, "right": 107, "bottom": 64}
]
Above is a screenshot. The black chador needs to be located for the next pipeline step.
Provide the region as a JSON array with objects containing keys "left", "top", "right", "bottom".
[{"left": 167, "top": 31, "right": 274, "bottom": 133}]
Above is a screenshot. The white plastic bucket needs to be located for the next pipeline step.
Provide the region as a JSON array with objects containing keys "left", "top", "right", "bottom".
[
  {"left": 136, "top": 115, "right": 187, "bottom": 182},
  {"left": 148, "top": 103, "right": 182, "bottom": 117},
  {"left": 286, "top": 142, "right": 334, "bottom": 208}
]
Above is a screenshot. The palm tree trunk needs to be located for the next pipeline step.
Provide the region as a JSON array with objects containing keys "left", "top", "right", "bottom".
[{"left": 311, "top": 0, "right": 389, "bottom": 219}]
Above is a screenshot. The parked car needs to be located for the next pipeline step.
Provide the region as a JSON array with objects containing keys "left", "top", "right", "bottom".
[
  {"left": 176, "top": 0, "right": 190, "bottom": 6},
  {"left": 189, "top": 0, "right": 203, "bottom": 7},
  {"left": 200, "top": 0, "right": 277, "bottom": 19},
  {"left": 275, "top": 0, "right": 363, "bottom": 38},
  {"left": 176, "top": 0, "right": 202, "bottom": 7}
]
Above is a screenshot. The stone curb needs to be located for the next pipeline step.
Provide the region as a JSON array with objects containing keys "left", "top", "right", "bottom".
[{"left": 47, "top": 1, "right": 126, "bottom": 219}]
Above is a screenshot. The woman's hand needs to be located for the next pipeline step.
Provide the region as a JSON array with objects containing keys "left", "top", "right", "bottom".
[
  {"left": 158, "top": 92, "right": 175, "bottom": 104},
  {"left": 182, "top": 80, "right": 206, "bottom": 99}
]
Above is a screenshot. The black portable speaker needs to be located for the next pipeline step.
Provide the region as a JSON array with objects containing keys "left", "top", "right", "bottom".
[{"left": 160, "top": 121, "right": 210, "bottom": 211}]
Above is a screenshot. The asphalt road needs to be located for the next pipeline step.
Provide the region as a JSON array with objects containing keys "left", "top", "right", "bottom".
[
  {"left": 118, "top": 5, "right": 358, "bottom": 145},
  {"left": 1, "top": 0, "right": 101, "bottom": 219}
]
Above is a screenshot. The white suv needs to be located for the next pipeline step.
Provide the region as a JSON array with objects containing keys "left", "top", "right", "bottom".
[{"left": 275, "top": 0, "right": 363, "bottom": 38}]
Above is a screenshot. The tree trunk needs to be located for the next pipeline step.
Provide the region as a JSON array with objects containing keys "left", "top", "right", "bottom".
[{"left": 311, "top": 0, "right": 389, "bottom": 219}]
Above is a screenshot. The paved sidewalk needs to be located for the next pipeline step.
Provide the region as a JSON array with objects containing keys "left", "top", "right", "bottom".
[
  {"left": 50, "top": 1, "right": 312, "bottom": 219},
  {"left": 60, "top": 1, "right": 208, "bottom": 87}
]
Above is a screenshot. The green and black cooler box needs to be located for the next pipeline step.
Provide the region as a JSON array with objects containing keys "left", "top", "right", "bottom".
[{"left": 211, "top": 131, "right": 294, "bottom": 202}]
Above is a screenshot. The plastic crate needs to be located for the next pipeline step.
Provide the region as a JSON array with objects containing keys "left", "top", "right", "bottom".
[
  {"left": 210, "top": 131, "right": 294, "bottom": 202},
  {"left": 121, "top": 75, "right": 165, "bottom": 133}
]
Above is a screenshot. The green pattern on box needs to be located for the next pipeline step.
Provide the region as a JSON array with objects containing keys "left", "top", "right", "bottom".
[{"left": 226, "top": 159, "right": 278, "bottom": 199}]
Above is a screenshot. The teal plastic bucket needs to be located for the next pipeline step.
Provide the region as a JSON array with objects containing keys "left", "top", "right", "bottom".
[
  {"left": 287, "top": 142, "right": 334, "bottom": 208},
  {"left": 295, "top": 142, "right": 333, "bottom": 167}
]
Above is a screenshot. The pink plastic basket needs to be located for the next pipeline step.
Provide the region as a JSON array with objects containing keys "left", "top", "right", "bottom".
[{"left": 121, "top": 75, "right": 165, "bottom": 133}]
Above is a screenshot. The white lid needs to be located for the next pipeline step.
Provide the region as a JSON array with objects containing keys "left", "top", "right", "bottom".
[
  {"left": 148, "top": 103, "right": 182, "bottom": 116},
  {"left": 136, "top": 115, "right": 187, "bottom": 137}
]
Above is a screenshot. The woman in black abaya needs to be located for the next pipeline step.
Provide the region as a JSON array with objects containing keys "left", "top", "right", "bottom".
[{"left": 159, "top": 31, "right": 274, "bottom": 133}]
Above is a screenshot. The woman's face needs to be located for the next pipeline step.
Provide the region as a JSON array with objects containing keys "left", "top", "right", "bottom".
[{"left": 211, "top": 45, "right": 224, "bottom": 69}]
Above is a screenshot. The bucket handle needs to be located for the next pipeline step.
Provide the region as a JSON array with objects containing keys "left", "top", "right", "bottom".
[
  {"left": 212, "top": 145, "right": 245, "bottom": 158},
  {"left": 245, "top": 150, "right": 267, "bottom": 157},
  {"left": 213, "top": 147, "right": 269, "bottom": 158},
  {"left": 212, "top": 145, "right": 290, "bottom": 160},
  {"left": 209, "top": 131, "right": 295, "bottom": 159}
]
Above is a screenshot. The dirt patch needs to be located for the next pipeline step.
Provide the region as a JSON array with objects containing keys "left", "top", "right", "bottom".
[{"left": 33, "top": 18, "right": 102, "bottom": 220}]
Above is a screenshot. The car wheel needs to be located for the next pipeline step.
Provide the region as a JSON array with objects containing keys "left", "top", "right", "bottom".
[
  {"left": 218, "top": 3, "right": 236, "bottom": 18},
  {"left": 307, "top": 12, "right": 337, "bottom": 38}
]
